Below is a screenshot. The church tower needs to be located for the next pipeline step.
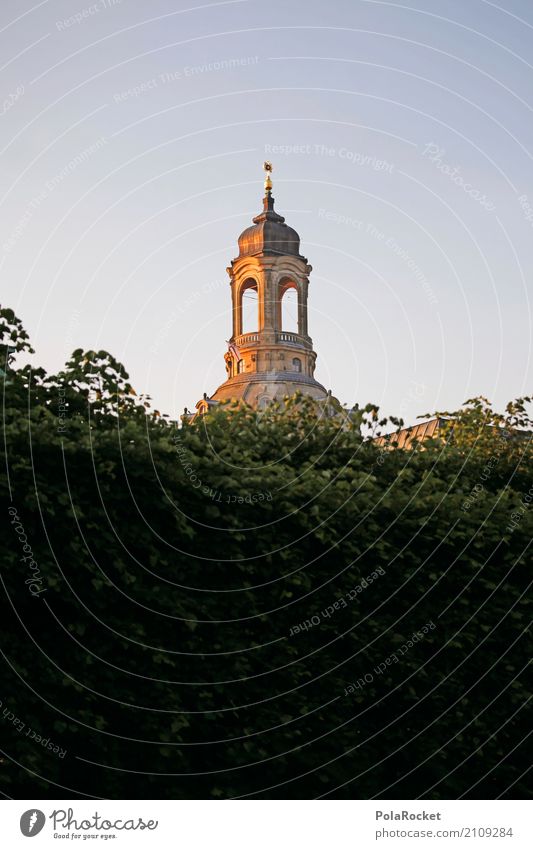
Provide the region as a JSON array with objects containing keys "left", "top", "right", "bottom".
[{"left": 194, "top": 165, "right": 331, "bottom": 415}]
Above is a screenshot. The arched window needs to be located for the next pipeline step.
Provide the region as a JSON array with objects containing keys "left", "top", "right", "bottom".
[
  {"left": 241, "top": 281, "right": 258, "bottom": 334},
  {"left": 280, "top": 285, "right": 298, "bottom": 333},
  {"left": 237, "top": 359, "right": 245, "bottom": 374},
  {"left": 292, "top": 357, "right": 302, "bottom": 373}
]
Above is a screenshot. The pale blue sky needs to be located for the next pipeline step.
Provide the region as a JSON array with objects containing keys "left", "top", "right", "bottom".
[{"left": 1, "top": 0, "right": 532, "bottom": 420}]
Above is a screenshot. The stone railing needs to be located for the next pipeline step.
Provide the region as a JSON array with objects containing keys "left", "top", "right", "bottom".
[
  {"left": 235, "top": 331, "right": 307, "bottom": 347},
  {"left": 277, "top": 332, "right": 300, "bottom": 345},
  {"left": 235, "top": 332, "right": 259, "bottom": 346}
]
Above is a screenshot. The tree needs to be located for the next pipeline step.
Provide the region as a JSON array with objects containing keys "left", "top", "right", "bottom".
[{"left": 1, "top": 309, "right": 530, "bottom": 800}]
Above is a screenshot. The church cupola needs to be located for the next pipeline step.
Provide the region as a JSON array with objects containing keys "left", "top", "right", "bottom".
[{"left": 192, "top": 164, "right": 333, "bottom": 413}]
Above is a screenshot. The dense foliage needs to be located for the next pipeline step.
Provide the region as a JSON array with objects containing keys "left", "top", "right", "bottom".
[{"left": 1, "top": 307, "right": 531, "bottom": 799}]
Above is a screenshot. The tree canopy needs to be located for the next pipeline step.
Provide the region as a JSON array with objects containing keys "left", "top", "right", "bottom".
[{"left": 1, "top": 307, "right": 531, "bottom": 799}]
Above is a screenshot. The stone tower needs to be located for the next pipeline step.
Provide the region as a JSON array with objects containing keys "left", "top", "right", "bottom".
[{"left": 193, "top": 165, "right": 331, "bottom": 415}]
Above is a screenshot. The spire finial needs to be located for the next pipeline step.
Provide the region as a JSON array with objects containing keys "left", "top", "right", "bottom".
[{"left": 263, "top": 160, "right": 273, "bottom": 194}]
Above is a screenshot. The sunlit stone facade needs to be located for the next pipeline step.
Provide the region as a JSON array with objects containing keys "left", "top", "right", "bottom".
[{"left": 193, "top": 170, "right": 333, "bottom": 415}]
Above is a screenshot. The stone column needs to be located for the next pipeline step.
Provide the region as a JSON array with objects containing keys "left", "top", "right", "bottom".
[
  {"left": 231, "top": 276, "right": 242, "bottom": 338},
  {"left": 299, "top": 278, "right": 309, "bottom": 338},
  {"left": 260, "top": 265, "right": 276, "bottom": 343}
]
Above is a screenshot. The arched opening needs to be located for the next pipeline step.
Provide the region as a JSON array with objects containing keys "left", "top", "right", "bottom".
[
  {"left": 292, "top": 357, "right": 302, "bottom": 373},
  {"left": 280, "top": 284, "right": 298, "bottom": 333},
  {"left": 237, "top": 359, "right": 245, "bottom": 374},
  {"left": 241, "top": 280, "right": 259, "bottom": 334}
]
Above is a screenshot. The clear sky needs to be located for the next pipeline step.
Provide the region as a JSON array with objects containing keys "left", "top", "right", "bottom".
[{"left": 1, "top": 0, "right": 532, "bottom": 421}]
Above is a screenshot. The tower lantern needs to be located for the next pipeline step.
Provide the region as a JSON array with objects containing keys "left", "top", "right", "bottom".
[{"left": 193, "top": 165, "right": 332, "bottom": 415}]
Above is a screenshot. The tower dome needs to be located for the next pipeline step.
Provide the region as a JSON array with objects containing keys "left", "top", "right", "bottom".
[{"left": 237, "top": 192, "right": 302, "bottom": 258}]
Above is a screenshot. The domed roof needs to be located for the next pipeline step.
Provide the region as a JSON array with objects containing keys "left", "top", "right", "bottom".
[
  {"left": 237, "top": 191, "right": 302, "bottom": 258},
  {"left": 209, "top": 370, "right": 329, "bottom": 406}
]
